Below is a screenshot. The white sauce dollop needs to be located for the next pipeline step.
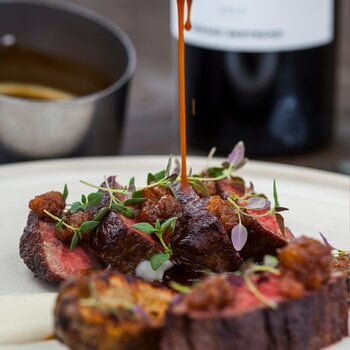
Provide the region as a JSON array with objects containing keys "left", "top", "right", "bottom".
[
  {"left": 0, "top": 293, "right": 57, "bottom": 344},
  {"left": 135, "top": 260, "right": 174, "bottom": 282}
]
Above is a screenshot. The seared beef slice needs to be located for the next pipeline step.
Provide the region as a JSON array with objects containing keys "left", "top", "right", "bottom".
[
  {"left": 214, "top": 180, "right": 293, "bottom": 260},
  {"left": 20, "top": 213, "right": 102, "bottom": 284},
  {"left": 161, "top": 274, "right": 348, "bottom": 350},
  {"left": 92, "top": 211, "right": 161, "bottom": 274},
  {"left": 171, "top": 184, "right": 242, "bottom": 272}
]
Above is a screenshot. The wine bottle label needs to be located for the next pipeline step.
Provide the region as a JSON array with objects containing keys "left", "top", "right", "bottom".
[{"left": 170, "top": 0, "right": 334, "bottom": 52}]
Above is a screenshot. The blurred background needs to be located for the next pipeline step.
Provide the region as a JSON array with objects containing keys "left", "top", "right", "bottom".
[
  {"left": 0, "top": 0, "right": 348, "bottom": 173},
  {"left": 70, "top": 0, "right": 349, "bottom": 173}
]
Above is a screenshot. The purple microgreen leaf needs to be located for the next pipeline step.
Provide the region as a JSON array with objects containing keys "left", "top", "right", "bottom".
[
  {"left": 246, "top": 197, "right": 268, "bottom": 210},
  {"left": 133, "top": 305, "right": 151, "bottom": 322},
  {"left": 319, "top": 232, "right": 337, "bottom": 250},
  {"left": 231, "top": 223, "right": 248, "bottom": 251},
  {"left": 228, "top": 141, "right": 245, "bottom": 167},
  {"left": 234, "top": 158, "right": 248, "bottom": 171},
  {"left": 173, "top": 159, "right": 181, "bottom": 176},
  {"left": 275, "top": 213, "right": 285, "bottom": 237}
]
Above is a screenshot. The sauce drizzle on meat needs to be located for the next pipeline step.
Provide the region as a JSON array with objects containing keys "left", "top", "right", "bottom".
[{"left": 176, "top": 0, "right": 192, "bottom": 185}]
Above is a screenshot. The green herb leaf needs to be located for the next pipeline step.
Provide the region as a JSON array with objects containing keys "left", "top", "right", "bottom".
[
  {"left": 81, "top": 194, "right": 87, "bottom": 205},
  {"left": 132, "top": 190, "right": 145, "bottom": 199},
  {"left": 273, "top": 179, "right": 280, "bottom": 208},
  {"left": 94, "top": 207, "right": 109, "bottom": 222},
  {"left": 147, "top": 173, "right": 156, "bottom": 185},
  {"left": 87, "top": 192, "right": 103, "bottom": 206},
  {"left": 150, "top": 252, "right": 170, "bottom": 270},
  {"left": 129, "top": 177, "right": 135, "bottom": 187},
  {"left": 154, "top": 170, "right": 166, "bottom": 182},
  {"left": 155, "top": 219, "right": 161, "bottom": 231},
  {"left": 80, "top": 220, "right": 100, "bottom": 233},
  {"left": 190, "top": 179, "right": 210, "bottom": 197},
  {"left": 161, "top": 217, "right": 177, "bottom": 235},
  {"left": 207, "top": 167, "right": 224, "bottom": 178},
  {"left": 169, "top": 281, "right": 191, "bottom": 294},
  {"left": 63, "top": 184, "right": 69, "bottom": 201},
  {"left": 124, "top": 197, "right": 147, "bottom": 206},
  {"left": 111, "top": 203, "right": 125, "bottom": 212},
  {"left": 132, "top": 222, "right": 156, "bottom": 234},
  {"left": 122, "top": 207, "right": 135, "bottom": 219},
  {"left": 55, "top": 218, "right": 65, "bottom": 230},
  {"left": 70, "top": 234, "right": 79, "bottom": 250},
  {"left": 70, "top": 201, "right": 84, "bottom": 213}
]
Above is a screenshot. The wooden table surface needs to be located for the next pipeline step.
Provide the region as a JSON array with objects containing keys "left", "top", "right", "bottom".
[{"left": 71, "top": 1, "right": 350, "bottom": 173}]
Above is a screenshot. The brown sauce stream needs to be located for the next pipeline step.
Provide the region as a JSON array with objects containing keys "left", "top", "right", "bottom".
[{"left": 176, "top": 0, "right": 192, "bottom": 185}]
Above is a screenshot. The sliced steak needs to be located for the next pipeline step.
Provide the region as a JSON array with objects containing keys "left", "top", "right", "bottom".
[
  {"left": 171, "top": 183, "right": 242, "bottom": 272},
  {"left": 216, "top": 178, "right": 245, "bottom": 199},
  {"left": 161, "top": 273, "right": 348, "bottom": 350},
  {"left": 19, "top": 212, "right": 102, "bottom": 285},
  {"left": 212, "top": 180, "right": 293, "bottom": 260},
  {"left": 92, "top": 211, "right": 162, "bottom": 275},
  {"left": 240, "top": 212, "right": 293, "bottom": 260}
]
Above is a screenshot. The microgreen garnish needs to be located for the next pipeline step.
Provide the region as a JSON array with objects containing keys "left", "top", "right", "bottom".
[
  {"left": 62, "top": 184, "right": 68, "bottom": 201},
  {"left": 227, "top": 177, "right": 288, "bottom": 251},
  {"left": 133, "top": 217, "right": 177, "bottom": 270},
  {"left": 70, "top": 192, "right": 103, "bottom": 213},
  {"left": 44, "top": 207, "right": 109, "bottom": 250},
  {"left": 241, "top": 262, "right": 280, "bottom": 309},
  {"left": 169, "top": 281, "right": 192, "bottom": 294},
  {"left": 151, "top": 252, "right": 171, "bottom": 270},
  {"left": 231, "top": 223, "right": 248, "bottom": 251},
  {"left": 319, "top": 232, "right": 350, "bottom": 258}
]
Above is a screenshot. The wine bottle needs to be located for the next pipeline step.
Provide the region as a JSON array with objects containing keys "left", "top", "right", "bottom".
[{"left": 170, "top": 0, "right": 336, "bottom": 156}]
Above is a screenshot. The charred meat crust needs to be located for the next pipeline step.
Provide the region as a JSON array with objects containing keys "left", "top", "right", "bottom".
[
  {"left": 19, "top": 212, "right": 102, "bottom": 285},
  {"left": 171, "top": 184, "right": 242, "bottom": 272},
  {"left": 239, "top": 217, "right": 293, "bottom": 261},
  {"left": 55, "top": 271, "right": 174, "bottom": 350},
  {"left": 92, "top": 211, "right": 162, "bottom": 274},
  {"left": 161, "top": 274, "right": 348, "bottom": 350}
]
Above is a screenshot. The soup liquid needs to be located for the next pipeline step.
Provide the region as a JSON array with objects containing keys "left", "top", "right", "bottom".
[{"left": 0, "top": 46, "right": 112, "bottom": 100}]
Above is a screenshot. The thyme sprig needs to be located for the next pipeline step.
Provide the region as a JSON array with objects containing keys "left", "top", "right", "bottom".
[
  {"left": 228, "top": 179, "right": 288, "bottom": 251},
  {"left": 133, "top": 217, "right": 177, "bottom": 270},
  {"left": 44, "top": 209, "right": 106, "bottom": 250},
  {"left": 241, "top": 259, "right": 281, "bottom": 309}
]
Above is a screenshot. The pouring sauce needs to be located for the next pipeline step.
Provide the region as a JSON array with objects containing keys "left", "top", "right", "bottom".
[{"left": 176, "top": 0, "right": 192, "bottom": 185}]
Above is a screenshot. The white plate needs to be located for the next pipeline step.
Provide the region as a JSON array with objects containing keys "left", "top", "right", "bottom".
[{"left": 0, "top": 156, "right": 349, "bottom": 349}]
